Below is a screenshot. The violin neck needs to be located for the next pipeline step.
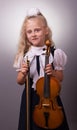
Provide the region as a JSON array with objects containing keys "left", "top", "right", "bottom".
[{"left": 44, "top": 55, "right": 50, "bottom": 98}]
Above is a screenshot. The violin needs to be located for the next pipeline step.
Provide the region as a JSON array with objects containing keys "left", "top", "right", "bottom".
[{"left": 33, "top": 40, "right": 64, "bottom": 129}]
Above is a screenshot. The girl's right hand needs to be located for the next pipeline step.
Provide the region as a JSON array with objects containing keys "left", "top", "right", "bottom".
[
  {"left": 20, "top": 62, "right": 29, "bottom": 76},
  {"left": 16, "top": 59, "right": 29, "bottom": 85}
]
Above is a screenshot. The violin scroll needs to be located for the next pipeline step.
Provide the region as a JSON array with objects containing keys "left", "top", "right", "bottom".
[
  {"left": 45, "top": 40, "right": 51, "bottom": 56},
  {"left": 45, "top": 40, "right": 51, "bottom": 47}
]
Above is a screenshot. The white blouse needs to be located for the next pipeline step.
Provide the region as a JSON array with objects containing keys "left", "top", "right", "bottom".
[{"left": 14, "top": 45, "right": 67, "bottom": 90}]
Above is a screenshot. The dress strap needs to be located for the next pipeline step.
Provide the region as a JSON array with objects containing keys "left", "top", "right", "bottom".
[
  {"left": 36, "top": 56, "right": 40, "bottom": 75},
  {"left": 50, "top": 46, "right": 56, "bottom": 70}
]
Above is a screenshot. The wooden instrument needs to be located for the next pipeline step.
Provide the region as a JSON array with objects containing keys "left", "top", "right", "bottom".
[
  {"left": 33, "top": 40, "right": 64, "bottom": 129},
  {"left": 25, "top": 56, "right": 31, "bottom": 130}
]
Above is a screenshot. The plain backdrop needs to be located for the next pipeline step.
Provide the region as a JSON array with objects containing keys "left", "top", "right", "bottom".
[{"left": 0, "top": 0, "right": 77, "bottom": 130}]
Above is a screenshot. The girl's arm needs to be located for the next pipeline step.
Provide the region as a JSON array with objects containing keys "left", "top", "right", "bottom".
[
  {"left": 17, "top": 71, "right": 26, "bottom": 85},
  {"left": 17, "top": 62, "right": 28, "bottom": 85},
  {"left": 53, "top": 70, "right": 63, "bottom": 82},
  {"left": 45, "top": 49, "right": 67, "bottom": 82}
]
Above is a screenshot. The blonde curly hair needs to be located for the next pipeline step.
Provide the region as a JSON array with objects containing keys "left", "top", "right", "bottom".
[{"left": 14, "top": 10, "right": 54, "bottom": 65}]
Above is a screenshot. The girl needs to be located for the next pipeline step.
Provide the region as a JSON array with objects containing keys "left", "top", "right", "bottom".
[{"left": 13, "top": 8, "right": 69, "bottom": 130}]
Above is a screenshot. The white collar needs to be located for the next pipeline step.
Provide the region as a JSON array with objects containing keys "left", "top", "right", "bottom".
[
  {"left": 24, "top": 45, "right": 46, "bottom": 64},
  {"left": 30, "top": 45, "right": 46, "bottom": 56}
]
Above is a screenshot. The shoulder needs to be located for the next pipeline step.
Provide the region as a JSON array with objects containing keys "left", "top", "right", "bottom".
[
  {"left": 53, "top": 48, "right": 67, "bottom": 70},
  {"left": 54, "top": 48, "right": 67, "bottom": 58},
  {"left": 54, "top": 48, "right": 66, "bottom": 53},
  {"left": 13, "top": 54, "right": 23, "bottom": 69}
]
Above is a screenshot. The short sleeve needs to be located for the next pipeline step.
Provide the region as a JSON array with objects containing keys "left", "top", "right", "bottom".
[
  {"left": 53, "top": 49, "right": 67, "bottom": 70},
  {"left": 13, "top": 55, "right": 23, "bottom": 71}
]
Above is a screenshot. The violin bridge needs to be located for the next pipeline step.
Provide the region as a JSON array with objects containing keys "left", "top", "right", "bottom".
[{"left": 42, "top": 103, "right": 50, "bottom": 107}]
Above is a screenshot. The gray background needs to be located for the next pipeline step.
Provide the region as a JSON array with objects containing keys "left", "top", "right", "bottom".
[{"left": 0, "top": 0, "right": 77, "bottom": 130}]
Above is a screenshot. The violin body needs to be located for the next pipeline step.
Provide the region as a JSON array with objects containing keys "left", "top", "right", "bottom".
[{"left": 33, "top": 76, "right": 64, "bottom": 129}]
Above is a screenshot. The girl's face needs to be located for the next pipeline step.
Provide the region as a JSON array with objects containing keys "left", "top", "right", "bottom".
[{"left": 25, "top": 17, "right": 48, "bottom": 47}]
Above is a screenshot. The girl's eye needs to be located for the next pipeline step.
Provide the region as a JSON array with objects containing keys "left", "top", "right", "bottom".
[
  {"left": 26, "top": 28, "right": 42, "bottom": 34},
  {"left": 35, "top": 28, "right": 41, "bottom": 32},
  {"left": 27, "top": 30, "right": 32, "bottom": 34}
]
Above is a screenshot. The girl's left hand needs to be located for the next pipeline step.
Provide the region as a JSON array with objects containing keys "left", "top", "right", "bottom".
[{"left": 45, "top": 64, "right": 53, "bottom": 76}]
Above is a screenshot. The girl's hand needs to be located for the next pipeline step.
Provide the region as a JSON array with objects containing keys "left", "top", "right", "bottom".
[
  {"left": 45, "top": 64, "right": 54, "bottom": 76},
  {"left": 20, "top": 62, "right": 29, "bottom": 76},
  {"left": 16, "top": 60, "right": 29, "bottom": 85}
]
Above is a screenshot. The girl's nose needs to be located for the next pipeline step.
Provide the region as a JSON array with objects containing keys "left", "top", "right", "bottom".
[{"left": 32, "top": 31, "right": 36, "bottom": 36}]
